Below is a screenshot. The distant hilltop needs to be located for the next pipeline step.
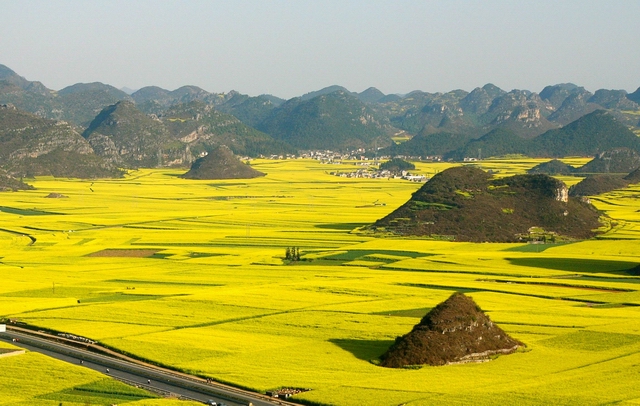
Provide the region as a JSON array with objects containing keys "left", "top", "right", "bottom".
[{"left": 180, "top": 145, "right": 266, "bottom": 180}]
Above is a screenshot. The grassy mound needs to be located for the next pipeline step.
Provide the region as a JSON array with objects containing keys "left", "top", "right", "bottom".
[
  {"left": 371, "top": 166, "right": 602, "bottom": 242},
  {"left": 181, "top": 145, "right": 265, "bottom": 180},
  {"left": 379, "top": 158, "right": 415, "bottom": 172},
  {"left": 380, "top": 292, "right": 523, "bottom": 367},
  {"left": 527, "top": 159, "right": 575, "bottom": 175}
]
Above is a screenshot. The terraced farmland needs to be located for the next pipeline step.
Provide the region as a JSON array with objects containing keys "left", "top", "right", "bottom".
[{"left": 2, "top": 157, "right": 640, "bottom": 405}]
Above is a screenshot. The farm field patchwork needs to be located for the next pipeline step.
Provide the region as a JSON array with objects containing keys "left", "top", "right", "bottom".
[{"left": 2, "top": 158, "right": 640, "bottom": 405}]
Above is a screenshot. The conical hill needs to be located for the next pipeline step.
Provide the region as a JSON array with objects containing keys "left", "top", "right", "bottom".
[
  {"left": 181, "top": 145, "right": 265, "bottom": 180},
  {"left": 380, "top": 293, "right": 523, "bottom": 368},
  {"left": 528, "top": 159, "right": 576, "bottom": 175}
]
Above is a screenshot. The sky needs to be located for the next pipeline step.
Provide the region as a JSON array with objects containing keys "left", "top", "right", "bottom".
[{"left": 1, "top": 0, "right": 639, "bottom": 99}]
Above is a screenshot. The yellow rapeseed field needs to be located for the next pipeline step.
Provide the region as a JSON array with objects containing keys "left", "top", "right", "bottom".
[{"left": 2, "top": 158, "right": 640, "bottom": 405}]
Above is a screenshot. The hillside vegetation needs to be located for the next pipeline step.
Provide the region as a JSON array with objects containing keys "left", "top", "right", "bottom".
[
  {"left": 180, "top": 145, "right": 265, "bottom": 180},
  {"left": 372, "top": 166, "right": 602, "bottom": 242},
  {"left": 83, "top": 101, "right": 178, "bottom": 168},
  {"left": 569, "top": 175, "right": 631, "bottom": 197},
  {"left": 381, "top": 292, "right": 523, "bottom": 367},
  {"left": 258, "top": 90, "right": 394, "bottom": 150},
  {"left": 528, "top": 159, "right": 576, "bottom": 175},
  {"left": 576, "top": 148, "right": 640, "bottom": 174},
  {"left": 379, "top": 158, "right": 415, "bottom": 172},
  {"left": 0, "top": 104, "right": 122, "bottom": 178},
  {"left": 162, "top": 101, "right": 293, "bottom": 157},
  {"left": 0, "top": 169, "right": 33, "bottom": 191}
]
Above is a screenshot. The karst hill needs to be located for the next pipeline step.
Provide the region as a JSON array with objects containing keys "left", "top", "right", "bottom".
[
  {"left": 569, "top": 175, "right": 631, "bottom": 197},
  {"left": 372, "top": 166, "right": 602, "bottom": 242},
  {"left": 568, "top": 158, "right": 640, "bottom": 197},
  {"left": 181, "top": 145, "right": 265, "bottom": 180},
  {"left": 380, "top": 292, "right": 523, "bottom": 367},
  {"left": 560, "top": 148, "right": 640, "bottom": 197},
  {"left": 0, "top": 169, "right": 33, "bottom": 191},
  {"left": 527, "top": 159, "right": 576, "bottom": 175},
  {"left": 0, "top": 104, "right": 123, "bottom": 178},
  {"left": 577, "top": 148, "right": 640, "bottom": 174}
]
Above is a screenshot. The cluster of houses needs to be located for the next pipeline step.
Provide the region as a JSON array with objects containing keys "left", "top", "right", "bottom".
[
  {"left": 258, "top": 149, "right": 371, "bottom": 162},
  {"left": 244, "top": 148, "right": 445, "bottom": 164},
  {"left": 329, "top": 168, "right": 428, "bottom": 182},
  {"left": 238, "top": 150, "right": 437, "bottom": 183},
  {"left": 245, "top": 149, "right": 434, "bottom": 182},
  {"left": 253, "top": 149, "right": 379, "bottom": 162}
]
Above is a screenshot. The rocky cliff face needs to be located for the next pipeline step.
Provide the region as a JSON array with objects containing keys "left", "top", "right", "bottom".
[
  {"left": 0, "top": 104, "right": 91, "bottom": 160},
  {"left": 556, "top": 183, "right": 569, "bottom": 202},
  {"left": 161, "top": 101, "right": 290, "bottom": 158},
  {"left": 485, "top": 91, "right": 558, "bottom": 138},
  {"left": 0, "top": 104, "right": 121, "bottom": 178},
  {"left": 83, "top": 101, "right": 186, "bottom": 168}
]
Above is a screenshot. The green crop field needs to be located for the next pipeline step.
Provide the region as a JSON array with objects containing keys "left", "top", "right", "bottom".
[{"left": 2, "top": 158, "right": 640, "bottom": 405}]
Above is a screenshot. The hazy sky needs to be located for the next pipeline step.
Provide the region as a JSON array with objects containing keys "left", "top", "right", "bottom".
[{"left": 1, "top": 0, "right": 639, "bottom": 99}]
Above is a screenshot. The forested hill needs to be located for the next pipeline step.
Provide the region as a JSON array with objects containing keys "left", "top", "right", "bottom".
[
  {"left": 83, "top": 100, "right": 292, "bottom": 168},
  {"left": 257, "top": 90, "right": 395, "bottom": 150},
  {"left": 397, "top": 110, "right": 640, "bottom": 160},
  {"left": 371, "top": 166, "right": 602, "bottom": 242},
  {"left": 1, "top": 62, "right": 639, "bottom": 160},
  {"left": 181, "top": 145, "right": 266, "bottom": 180}
]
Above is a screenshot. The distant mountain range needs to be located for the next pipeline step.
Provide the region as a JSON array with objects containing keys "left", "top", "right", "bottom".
[
  {"left": 1, "top": 62, "right": 639, "bottom": 178},
  {"left": 381, "top": 110, "right": 640, "bottom": 160}
]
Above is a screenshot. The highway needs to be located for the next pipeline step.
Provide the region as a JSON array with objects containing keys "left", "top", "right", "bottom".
[{"left": 2, "top": 326, "right": 299, "bottom": 406}]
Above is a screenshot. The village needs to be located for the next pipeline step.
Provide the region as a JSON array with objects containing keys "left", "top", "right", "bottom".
[
  {"left": 245, "top": 149, "right": 432, "bottom": 182},
  {"left": 329, "top": 168, "right": 428, "bottom": 181}
]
